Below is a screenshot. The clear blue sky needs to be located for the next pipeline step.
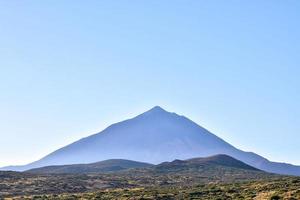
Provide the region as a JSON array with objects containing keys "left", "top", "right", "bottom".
[{"left": 0, "top": 1, "right": 299, "bottom": 167}]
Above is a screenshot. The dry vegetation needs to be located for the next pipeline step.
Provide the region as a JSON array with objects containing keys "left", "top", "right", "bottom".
[
  {"left": 4, "top": 177, "right": 300, "bottom": 200},
  {"left": 1, "top": 169, "right": 300, "bottom": 200}
]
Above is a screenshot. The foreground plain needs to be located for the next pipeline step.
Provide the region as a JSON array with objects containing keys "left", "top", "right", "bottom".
[{"left": 2, "top": 177, "right": 300, "bottom": 200}]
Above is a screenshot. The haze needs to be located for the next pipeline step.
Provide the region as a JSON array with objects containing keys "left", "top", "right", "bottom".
[{"left": 0, "top": 1, "right": 299, "bottom": 167}]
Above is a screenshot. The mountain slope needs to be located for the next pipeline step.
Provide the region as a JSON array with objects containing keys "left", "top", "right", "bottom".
[
  {"left": 117, "top": 154, "right": 274, "bottom": 184},
  {"left": 153, "top": 154, "right": 260, "bottom": 173},
  {"left": 26, "top": 159, "right": 153, "bottom": 174},
  {"left": 26, "top": 155, "right": 258, "bottom": 175},
  {"left": 187, "top": 154, "right": 260, "bottom": 171},
  {"left": 2, "top": 106, "right": 300, "bottom": 176}
]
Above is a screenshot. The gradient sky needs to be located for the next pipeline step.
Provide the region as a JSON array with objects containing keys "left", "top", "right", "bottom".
[{"left": 0, "top": 1, "right": 299, "bottom": 167}]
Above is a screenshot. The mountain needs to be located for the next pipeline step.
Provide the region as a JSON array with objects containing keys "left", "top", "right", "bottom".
[
  {"left": 26, "top": 159, "right": 153, "bottom": 174},
  {"left": 2, "top": 106, "right": 300, "bottom": 175}
]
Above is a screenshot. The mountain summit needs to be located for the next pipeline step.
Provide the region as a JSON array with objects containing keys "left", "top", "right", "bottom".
[
  {"left": 145, "top": 105, "right": 166, "bottom": 113},
  {"left": 2, "top": 106, "right": 300, "bottom": 175}
]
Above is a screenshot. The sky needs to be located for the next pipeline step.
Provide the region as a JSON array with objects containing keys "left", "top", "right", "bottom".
[{"left": 0, "top": 0, "right": 299, "bottom": 167}]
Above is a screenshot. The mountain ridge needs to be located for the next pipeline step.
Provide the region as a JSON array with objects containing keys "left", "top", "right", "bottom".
[
  {"left": 154, "top": 154, "right": 260, "bottom": 173},
  {"left": 26, "top": 154, "right": 260, "bottom": 175},
  {"left": 26, "top": 159, "right": 153, "bottom": 174}
]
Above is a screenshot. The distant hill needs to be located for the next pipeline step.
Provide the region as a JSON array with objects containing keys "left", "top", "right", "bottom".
[
  {"left": 26, "top": 159, "right": 153, "bottom": 174},
  {"left": 0, "top": 171, "right": 27, "bottom": 178},
  {"left": 2, "top": 106, "right": 300, "bottom": 176},
  {"left": 0, "top": 155, "right": 284, "bottom": 199},
  {"left": 27, "top": 154, "right": 261, "bottom": 178},
  {"left": 155, "top": 154, "right": 259, "bottom": 172},
  {"left": 131, "top": 154, "right": 272, "bottom": 184}
]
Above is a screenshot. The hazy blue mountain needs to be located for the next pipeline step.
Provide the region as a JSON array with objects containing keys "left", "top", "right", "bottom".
[
  {"left": 2, "top": 106, "right": 300, "bottom": 175},
  {"left": 26, "top": 159, "right": 153, "bottom": 174}
]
